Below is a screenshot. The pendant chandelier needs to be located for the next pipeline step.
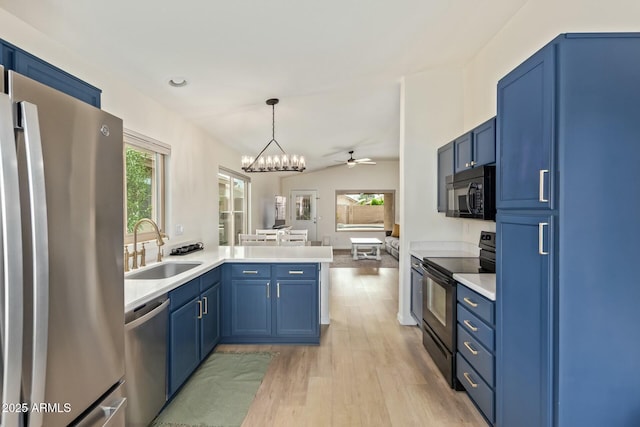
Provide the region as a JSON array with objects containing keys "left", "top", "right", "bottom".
[{"left": 241, "top": 98, "right": 305, "bottom": 173}]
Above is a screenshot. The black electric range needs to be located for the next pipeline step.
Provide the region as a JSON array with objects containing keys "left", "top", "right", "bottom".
[{"left": 420, "top": 231, "right": 495, "bottom": 389}]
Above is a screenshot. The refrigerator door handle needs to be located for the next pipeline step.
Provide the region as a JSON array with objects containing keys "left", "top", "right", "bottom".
[
  {"left": 101, "top": 397, "right": 128, "bottom": 427},
  {"left": 20, "top": 101, "right": 50, "bottom": 427},
  {"left": 0, "top": 94, "right": 24, "bottom": 427}
]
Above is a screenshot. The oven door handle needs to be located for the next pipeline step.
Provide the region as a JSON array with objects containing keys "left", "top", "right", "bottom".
[{"left": 465, "top": 182, "right": 473, "bottom": 213}]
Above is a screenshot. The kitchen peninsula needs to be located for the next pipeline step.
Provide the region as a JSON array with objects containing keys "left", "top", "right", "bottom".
[{"left": 124, "top": 245, "right": 333, "bottom": 324}]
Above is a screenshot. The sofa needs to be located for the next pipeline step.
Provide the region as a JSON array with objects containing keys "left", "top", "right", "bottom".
[{"left": 384, "top": 224, "right": 400, "bottom": 259}]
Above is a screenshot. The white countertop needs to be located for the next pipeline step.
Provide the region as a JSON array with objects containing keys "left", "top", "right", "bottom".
[
  {"left": 453, "top": 273, "right": 496, "bottom": 301},
  {"left": 125, "top": 246, "right": 333, "bottom": 312}
]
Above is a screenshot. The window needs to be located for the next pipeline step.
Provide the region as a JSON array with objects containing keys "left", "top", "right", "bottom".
[
  {"left": 219, "top": 168, "right": 250, "bottom": 245},
  {"left": 335, "top": 190, "right": 395, "bottom": 232},
  {"left": 123, "top": 130, "right": 169, "bottom": 243}
]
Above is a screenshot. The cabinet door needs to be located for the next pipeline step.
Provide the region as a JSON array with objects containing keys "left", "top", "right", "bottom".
[
  {"left": 496, "top": 213, "right": 554, "bottom": 427},
  {"left": 200, "top": 283, "right": 220, "bottom": 358},
  {"left": 437, "top": 142, "right": 454, "bottom": 212},
  {"left": 454, "top": 132, "right": 473, "bottom": 173},
  {"left": 472, "top": 117, "right": 496, "bottom": 168},
  {"left": 275, "top": 279, "right": 318, "bottom": 337},
  {"left": 497, "top": 45, "right": 555, "bottom": 210},
  {"left": 169, "top": 297, "right": 201, "bottom": 397},
  {"left": 410, "top": 259, "right": 423, "bottom": 323},
  {"left": 230, "top": 279, "right": 271, "bottom": 336},
  {"left": 13, "top": 49, "right": 101, "bottom": 107}
]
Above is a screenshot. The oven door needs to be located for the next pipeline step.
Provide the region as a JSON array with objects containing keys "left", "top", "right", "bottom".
[{"left": 421, "top": 265, "right": 456, "bottom": 352}]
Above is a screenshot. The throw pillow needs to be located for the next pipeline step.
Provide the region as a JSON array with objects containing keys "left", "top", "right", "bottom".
[{"left": 391, "top": 223, "right": 400, "bottom": 238}]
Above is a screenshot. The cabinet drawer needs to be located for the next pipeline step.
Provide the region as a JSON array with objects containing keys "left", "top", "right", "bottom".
[
  {"left": 230, "top": 263, "right": 271, "bottom": 278},
  {"left": 274, "top": 263, "right": 317, "bottom": 279},
  {"left": 200, "top": 266, "right": 221, "bottom": 292},
  {"left": 457, "top": 285, "right": 494, "bottom": 325},
  {"left": 457, "top": 353, "right": 494, "bottom": 424},
  {"left": 458, "top": 304, "right": 494, "bottom": 350},
  {"left": 169, "top": 278, "right": 200, "bottom": 311},
  {"left": 458, "top": 325, "right": 494, "bottom": 387}
]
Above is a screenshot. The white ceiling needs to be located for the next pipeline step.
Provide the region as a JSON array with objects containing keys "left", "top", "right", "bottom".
[{"left": 0, "top": 0, "right": 526, "bottom": 171}]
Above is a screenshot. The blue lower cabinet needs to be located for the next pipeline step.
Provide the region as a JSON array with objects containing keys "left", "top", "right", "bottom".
[
  {"left": 223, "top": 263, "right": 320, "bottom": 344},
  {"left": 168, "top": 267, "right": 222, "bottom": 397},
  {"left": 200, "top": 283, "right": 221, "bottom": 356},
  {"left": 230, "top": 279, "right": 272, "bottom": 336},
  {"left": 457, "top": 354, "right": 494, "bottom": 424},
  {"left": 276, "top": 280, "right": 318, "bottom": 337},
  {"left": 168, "top": 295, "right": 200, "bottom": 397},
  {"left": 457, "top": 283, "right": 496, "bottom": 425}
]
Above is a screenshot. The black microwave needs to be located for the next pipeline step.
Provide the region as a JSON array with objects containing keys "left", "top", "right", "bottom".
[{"left": 446, "top": 165, "right": 496, "bottom": 220}]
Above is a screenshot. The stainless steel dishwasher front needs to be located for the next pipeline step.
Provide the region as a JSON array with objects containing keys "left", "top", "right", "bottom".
[{"left": 124, "top": 296, "right": 169, "bottom": 426}]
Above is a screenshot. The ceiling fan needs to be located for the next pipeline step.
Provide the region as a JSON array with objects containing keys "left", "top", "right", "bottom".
[{"left": 338, "top": 151, "right": 377, "bottom": 168}]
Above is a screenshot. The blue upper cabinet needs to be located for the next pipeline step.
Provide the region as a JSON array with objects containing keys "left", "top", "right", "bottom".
[
  {"left": 454, "top": 118, "right": 496, "bottom": 174},
  {"left": 1, "top": 39, "right": 101, "bottom": 108},
  {"left": 437, "top": 142, "right": 454, "bottom": 212},
  {"left": 472, "top": 117, "right": 496, "bottom": 169},
  {"left": 454, "top": 132, "right": 473, "bottom": 173},
  {"left": 497, "top": 45, "right": 554, "bottom": 210}
]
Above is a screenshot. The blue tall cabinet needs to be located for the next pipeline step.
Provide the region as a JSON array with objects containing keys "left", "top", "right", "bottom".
[{"left": 496, "top": 33, "right": 640, "bottom": 427}]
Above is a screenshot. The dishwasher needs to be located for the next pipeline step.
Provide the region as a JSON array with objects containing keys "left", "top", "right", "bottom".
[{"left": 124, "top": 296, "right": 169, "bottom": 426}]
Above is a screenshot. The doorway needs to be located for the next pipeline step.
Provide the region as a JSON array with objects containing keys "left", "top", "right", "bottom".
[{"left": 289, "top": 190, "right": 318, "bottom": 241}]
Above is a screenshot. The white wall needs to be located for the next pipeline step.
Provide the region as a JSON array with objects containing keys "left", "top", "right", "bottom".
[
  {"left": 0, "top": 9, "right": 280, "bottom": 248},
  {"left": 280, "top": 161, "right": 399, "bottom": 248}
]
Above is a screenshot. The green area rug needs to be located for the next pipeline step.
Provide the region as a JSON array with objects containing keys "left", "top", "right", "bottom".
[{"left": 151, "top": 352, "right": 274, "bottom": 427}]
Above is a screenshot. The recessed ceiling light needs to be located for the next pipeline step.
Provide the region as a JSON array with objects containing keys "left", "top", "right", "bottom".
[{"left": 168, "top": 78, "right": 188, "bottom": 87}]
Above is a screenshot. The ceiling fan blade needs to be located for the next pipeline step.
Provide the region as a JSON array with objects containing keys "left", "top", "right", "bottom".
[
  {"left": 357, "top": 161, "right": 377, "bottom": 165},
  {"left": 354, "top": 158, "right": 372, "bottom": 163}
]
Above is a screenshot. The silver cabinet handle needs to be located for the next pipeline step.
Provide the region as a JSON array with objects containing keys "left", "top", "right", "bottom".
[
  {"left": 465, "top": 162, "right": 470, "bottom": 167},
  {"left": 470, "top": 160, "right": 476, "bottom": 166},
  {"left": 539, "top": 169, "right": 549, "bottom": 202},
  {"left": 202, "top": 296, "right": 208, "bottom": 315},
  {"left": 266, "top": 281, "right": 270, "bottom": 298},
  {"left": 539, "top": 222, "right": 549, "bottom": 255},
  {"left": 463, "top": 372, "right": 478, "bottom": 388},
  {"left": 288, "top": 270, "right": 304, "bottom": 275},
  {"left": 0, "top": 93, "right": 24, "bottom": 427},
  {"left": 243, "top": 270, "right": 258, "bottom": 274},
  {"left": 463, "top": 297, "right": 478, "bottom": 308},
  {"left": 277, "top": 282, "right": 280, "bottom": 298},
  {"left": 20, "top": 102, "right": 50, "bottom": 427},
  {"left": 463, "top": 319, "right": 478, "bottom": 332},
  {"left": 197, "top": 300, "right": 203, "bottom": 319},
  {"left": 464, "top": 341, "right": 479, "bottom": 355}
]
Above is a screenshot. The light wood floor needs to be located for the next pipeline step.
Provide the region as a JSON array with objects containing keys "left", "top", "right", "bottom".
[{"left": 217, "top": 267, "right": 487, "bottom": 427}]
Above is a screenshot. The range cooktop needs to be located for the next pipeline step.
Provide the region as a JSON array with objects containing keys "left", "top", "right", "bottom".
[{"left": 423, "top": 257, "right": 488, "bottom": 276}]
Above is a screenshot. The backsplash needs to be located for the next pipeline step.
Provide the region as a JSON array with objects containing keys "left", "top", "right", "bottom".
[{"left": 461, "top": 219, "right": 496, "bottom": 247}]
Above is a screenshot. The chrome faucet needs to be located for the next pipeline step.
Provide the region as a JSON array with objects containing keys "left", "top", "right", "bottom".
[{"left": 131, "top": 218, "right": 167, "bottom": 269}]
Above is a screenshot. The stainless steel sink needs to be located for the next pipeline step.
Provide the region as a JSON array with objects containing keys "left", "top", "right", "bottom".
[{"left": 126, "top": 262, "right": 202, "bottom": 280}]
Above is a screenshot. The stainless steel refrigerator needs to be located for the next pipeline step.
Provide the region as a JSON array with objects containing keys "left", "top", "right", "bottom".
[{"left": 0, "top": 66, "right": 126, "bottom": 426}]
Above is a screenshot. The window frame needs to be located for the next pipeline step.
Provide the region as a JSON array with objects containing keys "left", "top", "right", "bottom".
[
  {"left": 335, "top": 190, "right": 395, "bottom": 232},
  {"left": 218, "top": 167, "right": 251, "bottom": 246},
  {"left": 123, "top": 129, "right": 170, "bottom": 244}
]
